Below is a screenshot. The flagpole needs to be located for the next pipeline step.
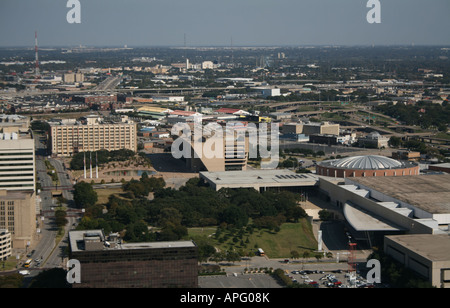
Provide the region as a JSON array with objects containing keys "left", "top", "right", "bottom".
[
  {"left": 84, "top": 152, "right": 86, "bottom": 179},
  {"left": 90, "top": 152, "right": 92, "bottom": 179}
]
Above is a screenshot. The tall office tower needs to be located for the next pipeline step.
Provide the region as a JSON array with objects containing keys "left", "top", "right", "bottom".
[{"left": 0, "top": 125, "right": 37, "bottom": 249}]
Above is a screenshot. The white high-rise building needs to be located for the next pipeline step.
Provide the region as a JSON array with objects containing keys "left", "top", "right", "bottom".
[
  {"left": 0, "top": 125, "right": 37, "bottom": 249},
  {"left": 0, "top": 135, "right": 36, "bottom": 192}
]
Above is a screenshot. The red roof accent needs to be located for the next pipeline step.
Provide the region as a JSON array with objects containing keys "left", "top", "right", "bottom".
[{"left": 216, "top": 108, "right": 241, "bottom": 114}]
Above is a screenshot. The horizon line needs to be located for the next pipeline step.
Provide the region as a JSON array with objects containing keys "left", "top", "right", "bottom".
[{"left": 1, "top": 43, "right": 450, "bottom": 49}]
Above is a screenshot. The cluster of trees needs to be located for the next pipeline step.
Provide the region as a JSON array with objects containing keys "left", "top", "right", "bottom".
[
  {"left": 282, "top": 148, "right": 325, "bottom": 157},
  {"left": 70, "top": 149, "right": 136, "bottom": 170},
  {"left": 376, "top": 101, "right": 450, "bottom": 130},
  {"left": 389, "top": 136, "right": 450, "bottom": 160},
  {"left": 122, "top": 172, "right": 165, "bottom": 198},
  {"left": 74, "top": 175, "right": 308, "bottom": 244},
  {"left": 30, "top": 120, "right": 50, "bottom": 133}
]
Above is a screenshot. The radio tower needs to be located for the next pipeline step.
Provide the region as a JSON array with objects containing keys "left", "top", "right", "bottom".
[
  {"left": 348, "top": 242, "right": 357, "bottom": 274},
  {"left": 34, "top": 31, "right": 40, "bottom": 82}
]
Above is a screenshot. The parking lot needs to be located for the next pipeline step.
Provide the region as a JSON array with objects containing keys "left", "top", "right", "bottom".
[
  {"left": 199, "top": 273, "right": 283, "bottom": 288},
  {"left": 286, "top": 268, "right": 372, "bottom": 288},
  {"left": 199, "top": 259, "right": 373, "bottom": 289}
]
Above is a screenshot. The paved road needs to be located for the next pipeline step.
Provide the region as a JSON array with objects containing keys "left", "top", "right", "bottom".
[
  {"left": 21, "top": 136, "right": 80, "bottom": 279},
  {"left": 95, "top": 76, "right": 121, "bottom": 91}
]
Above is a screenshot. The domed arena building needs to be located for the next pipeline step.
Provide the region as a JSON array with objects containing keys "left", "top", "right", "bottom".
[{"left": 316, "top": 155, "right": 419, "bottom": 178}]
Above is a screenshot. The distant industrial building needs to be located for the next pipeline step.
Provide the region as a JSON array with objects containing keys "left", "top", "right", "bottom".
[
  {"left": 72, "top": 94, "right": 117, "bottom": 105},
  {"left": 392, "top": 150, "right": 421, "bottom": 162},
  {"left": 137, "top": 106, "right": 172, "bottom": 120},
  {"left": 68, "top": 230, "right": 198, "bottom": 288},
  {"left": 316, "top": 155, "right": 419, "bottom": 178},
  {"left": 428, "top": 163, "right": 450, "bottom": 174},
  {"left": 282, "top": 121, "right": 340, "bottom": 136},
  {"left": 252, "top": 87, "right": 281, "bottom": 98},
  {"left": 49, "top": 115, "right": 137, "bottom": 157},
  {"left": 358, "top": 131, "right": 389, "bottom": 149},
  {"left": 63, "top": 73, "right": 84, "bottom": 84}
]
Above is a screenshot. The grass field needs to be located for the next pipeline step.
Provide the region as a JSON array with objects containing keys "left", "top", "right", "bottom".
[
  {"left": 95, "top": 187, "right": 125, "bottom": 205},
  {"left": 189, "top": 219, "right": 318, "bottom": 259}
]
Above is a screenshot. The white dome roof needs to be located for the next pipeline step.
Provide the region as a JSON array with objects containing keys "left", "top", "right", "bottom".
[{"left": 326, "top": 155, "right": 403, "bottom": 170}]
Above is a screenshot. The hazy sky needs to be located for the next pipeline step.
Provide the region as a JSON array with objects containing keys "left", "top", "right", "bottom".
[{"left": 1, "top": 0, "right": 450, "bottom": 47}]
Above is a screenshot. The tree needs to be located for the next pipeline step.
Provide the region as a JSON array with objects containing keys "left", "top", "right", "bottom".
[
  {"left": 220, "top": 205, "right": 248, "bottom": 228},
  {"left": 290, "top": 250, "right": 300, "bottom": 260},
  {"left": 388, "top": 136, "right": 403, "bottom": 148},
  {"left": 73, "top": 181, "right": 98, "bottom": 208},
  {"left": 319, "top": 209, "right": 333, "bottom": 221},
  {"left": 54, "top": 209, "right": 68, "bottom": 228}
]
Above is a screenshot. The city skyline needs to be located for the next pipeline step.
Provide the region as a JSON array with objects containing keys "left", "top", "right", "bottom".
[{"left": 1, "top": 0, "right": 450, "bottom": 47}]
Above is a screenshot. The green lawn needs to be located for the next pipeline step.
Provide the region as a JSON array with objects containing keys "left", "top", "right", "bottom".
[{"left": 188, "top": 219, "right": 318, "bottom": 259}]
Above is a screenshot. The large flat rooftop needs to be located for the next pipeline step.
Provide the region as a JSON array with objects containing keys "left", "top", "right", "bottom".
[
  {"left": 385, "top": 234, "right": 450, "bottom": 262},
  {"left": 69, "top": 230, "right": 196, "bottom": 252},
  {"left": 349, "top": 174, "right": 450, "bottom": 214},
  {"left": 200, "top": 169, "right": 319, "bottom": 191}
]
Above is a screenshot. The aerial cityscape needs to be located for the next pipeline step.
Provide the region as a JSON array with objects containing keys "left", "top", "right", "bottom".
[{"left": 0, "top": 0, "right": 450, "bottom": 295}]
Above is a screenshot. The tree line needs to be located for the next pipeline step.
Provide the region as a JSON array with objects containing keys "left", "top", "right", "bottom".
[
  {"left": 376, "top": 101, "right": 450, "bottom": 131},
  {"left": 69, "top": 149, "right": 137, "bottom": 170}
]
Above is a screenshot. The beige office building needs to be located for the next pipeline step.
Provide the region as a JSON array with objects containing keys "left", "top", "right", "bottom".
[
  {"left": 184, "top": 127, "right": 250, "bottom": 172},
  {"left": 50, "top": 116, "right": 137, "bottom": 157}
]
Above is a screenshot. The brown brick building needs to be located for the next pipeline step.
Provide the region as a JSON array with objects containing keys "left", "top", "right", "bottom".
[{"left": 68, "top": 230, "right": 198, "bottom": 288}]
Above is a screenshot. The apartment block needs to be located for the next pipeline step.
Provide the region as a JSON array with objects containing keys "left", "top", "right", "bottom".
[{"left": 49, "top": 116, "right": 137, "bottom": 157}]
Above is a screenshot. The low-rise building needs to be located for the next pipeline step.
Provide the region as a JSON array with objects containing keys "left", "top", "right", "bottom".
[
  {"left": 358, "top": 132, "right": 389, "bottom": 148},
  {"left": 68, "top": 230, "right": 198, "bottom": 288},
  {"left": 282, "top": 121, "right": 340, "bottom": 136},
  {"left": 384, "top": 234, "right": 450, "bottom": 288}
]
